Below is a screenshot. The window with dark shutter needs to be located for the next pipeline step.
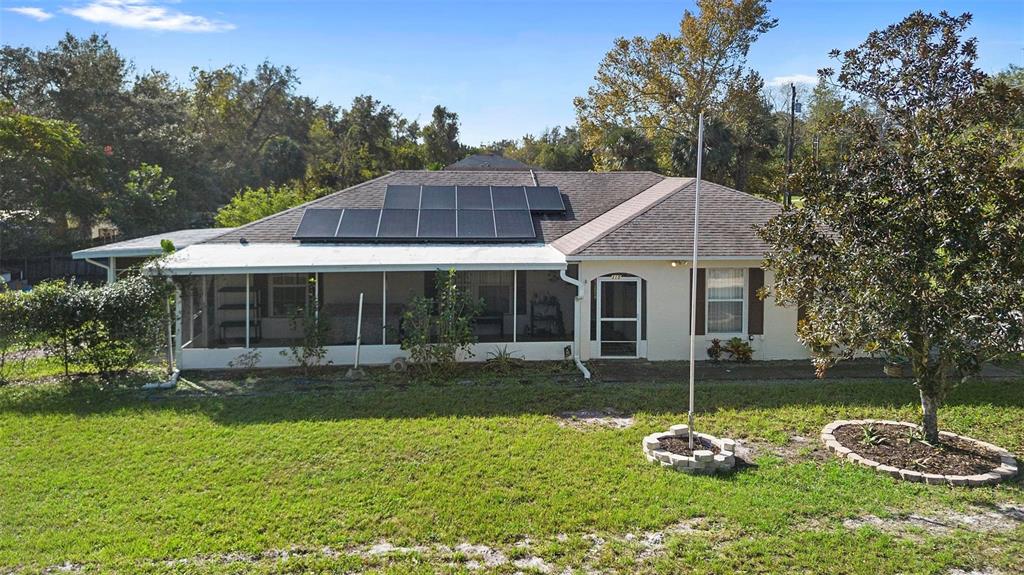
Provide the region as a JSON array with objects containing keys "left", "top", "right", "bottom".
[{"left": 689, "top": 268, "right": 706, "bottom": 336}]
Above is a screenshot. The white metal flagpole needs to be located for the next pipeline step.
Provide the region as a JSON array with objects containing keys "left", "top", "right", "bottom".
[{"left": 688, "top": 112, "right": 705, "bottom": 450}]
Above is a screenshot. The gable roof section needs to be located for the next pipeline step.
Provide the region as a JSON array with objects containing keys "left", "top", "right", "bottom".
[
  {"left": 551, "top": 177, "right": 693, "bottom": 255},
  {"left": 207, "top": 170, "right": 665, "bottom": 245},
  {"left": 572, "top": 180, "right": 782, "bottom": 259}
]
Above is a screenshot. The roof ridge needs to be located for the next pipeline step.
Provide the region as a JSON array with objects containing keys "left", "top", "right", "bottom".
[{"left": 550, "top": 177, "right": 693, "bottom": 255}]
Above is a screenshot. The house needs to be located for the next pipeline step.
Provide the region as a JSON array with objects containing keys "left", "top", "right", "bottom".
[{"left": 83, "top": 170, "right": 810, "bottom": 371}]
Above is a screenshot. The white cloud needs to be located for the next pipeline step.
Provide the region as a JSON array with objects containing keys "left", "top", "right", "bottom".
[
  {"left": 63, "top": 0, "right": 235, "bottom": 32},
  {"left": 768, "top": 74, "right": 818, "bottom": 87},
  {"left": 5, "top": 6, "right": 54, "bottom": 21}
]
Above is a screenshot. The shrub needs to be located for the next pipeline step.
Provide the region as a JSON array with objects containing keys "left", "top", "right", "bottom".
[
  {"left": 0, "top": 289, "right": 28, "bottom": 384},
  {"left": 22, "top": 273, "right": 170, "bottom": 379},
  {"left": 401, "top": 269, "right": 482, "bottom": 379},
  {"left": 706, "top": 338, "right": 723, "bottom": 362},
  {"left": 279, "top": 277, "right": 330, "bottom": 377},
  {"left": 723, "top": 337, "right": 754, "bottom": 362}
]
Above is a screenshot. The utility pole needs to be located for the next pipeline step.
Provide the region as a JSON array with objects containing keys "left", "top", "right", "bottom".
[{"left": 784, "top": 83, "right": 796, "bottom": 208}]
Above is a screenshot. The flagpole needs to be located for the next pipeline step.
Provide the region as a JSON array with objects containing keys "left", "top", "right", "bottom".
[{"left": 688, "top": 112, "right": 704, "bottom": 450}]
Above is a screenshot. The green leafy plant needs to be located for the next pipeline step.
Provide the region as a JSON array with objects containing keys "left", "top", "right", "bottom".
[
  {"left": 484, "top": 345, "right": 525, "bottom": 375},
  {"left": 279, "top": 277, "right": 330, "bottom": 377},
  {"left": 400, "top": 269, "right": 483, "bottom": 380},
  {"left": 0, "top": 289, "right": 28, "bottom": 384},
  {"left": 860, "top": 423, "right": 889, "bottom": 447},
  {"left": 706, "top": 338, "right": 723, "bottom": 362},
  {"left": 723, "top": 337, "right": 754, "bottom": 362}
]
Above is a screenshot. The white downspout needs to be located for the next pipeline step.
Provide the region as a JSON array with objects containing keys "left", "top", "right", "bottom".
[{"left": 559, "top": 267, "right": 591, "bottom": 380}]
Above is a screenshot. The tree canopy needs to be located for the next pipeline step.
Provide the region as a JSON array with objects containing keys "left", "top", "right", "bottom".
[{"left": 758, "top": 11, "right": 1024, "bottom": 442}]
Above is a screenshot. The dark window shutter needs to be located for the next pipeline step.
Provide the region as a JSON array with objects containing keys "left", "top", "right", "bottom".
[
  {"left": 748, "top": 268, "right": 765, "bottom": 335},
  {"left": 690, "top": 268, "right": 706, "bottom": 336}
]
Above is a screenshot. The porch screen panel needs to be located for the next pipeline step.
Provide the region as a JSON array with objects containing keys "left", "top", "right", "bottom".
[
  {"left": 322, "top": 272, "right": 384, "bottom": 345},
  {"left": 457, "top": 271, "right": 514, "bottom": 343},
  {"left": 516, "top": 270, "right": 575, "bottom": 342},
  {"left": 385, "top": 271, "right": 427, "bottom": 344}
]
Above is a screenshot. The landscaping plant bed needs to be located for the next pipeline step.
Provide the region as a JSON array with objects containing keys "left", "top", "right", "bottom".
[
  {"left": 642, "top": 425, "right": 736, "bottom": 474},
  {"left": 658, "top": 435, "right": 722, "bottom": 457},
  {"left": 821, "top": 419, "right": 1019, "bottom": 486}
]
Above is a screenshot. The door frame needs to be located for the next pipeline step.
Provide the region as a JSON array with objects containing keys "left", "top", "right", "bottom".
[{"left": 596, "top": 275, "right": 642, "bottom": 359}]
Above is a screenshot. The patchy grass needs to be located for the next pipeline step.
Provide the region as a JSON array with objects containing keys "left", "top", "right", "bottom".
[{"left": 0, "top": 369, "right": 1022, "bottom": 574}]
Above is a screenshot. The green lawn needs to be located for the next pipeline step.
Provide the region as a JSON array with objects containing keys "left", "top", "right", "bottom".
[{"left": 1, "top": 367, "right": 1022, "bottom": 574}]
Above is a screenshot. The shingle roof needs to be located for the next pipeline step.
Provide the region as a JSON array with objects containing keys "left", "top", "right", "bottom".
[
  {"left": 73, "top": 228, "right": 234, "bottom": 259},
  {"left": 207, "top": 170, "right": 665, "bottom": 245},
  {"left": 573, "top": 180, "right": 781, "bottom": 258},
  {"left": 444, "top": 154, "right": 534, "bottom": 171}
]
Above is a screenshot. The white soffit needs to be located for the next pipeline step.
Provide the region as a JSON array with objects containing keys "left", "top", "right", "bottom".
[
  {"left": 154, "top": 243, "right": 567, "bottom": 275},
  {"left": 551, "top": 177, "right": 694, "bottom": 255}
]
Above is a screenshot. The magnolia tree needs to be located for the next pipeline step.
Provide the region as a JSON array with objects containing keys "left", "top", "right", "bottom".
[{"left": 759, "top": 11, "right": 1024, "bottom": 443}]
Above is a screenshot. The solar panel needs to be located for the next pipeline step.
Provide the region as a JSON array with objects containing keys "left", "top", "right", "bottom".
[
  {"left": 525, "top": 186, "right": 565, "bottom": 213},
  {"left": 336, "top": 208, "right": 381, "bottom": 238},
  {"left": 494, "top": 210, "right": 535, "bottom": 238},
  {"left": 457, "top": 209, "right": 496, "bottom": 238},
  {"left": 457, "top": 186, "right": 492, "bottom": 209},
  {"left": 421, "top": 186, "right": 456, "bottom": 209},
  {"left": 384, "top": 185, "right": 421, "bottom": 209},
  {"left": 417, "top": 209, "right": 456, "bottom": 238},
  {"left": 294, "top": 208, "right": 343, "bottom": 238},
  {"left": 491, "top": 186, "right": 528, "bottom": 210},
  {"left": 378, "top": 209, "right": 419, "bottom": 237}
]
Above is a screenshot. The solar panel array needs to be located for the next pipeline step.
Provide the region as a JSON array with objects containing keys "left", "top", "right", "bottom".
[{"left": 293, "top": 185, "right": 566, "bottom": 242}]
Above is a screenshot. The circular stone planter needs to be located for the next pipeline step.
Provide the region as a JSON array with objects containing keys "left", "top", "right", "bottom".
[
  {"left": 821, "top": 419, "right": 1019, "bottom": 487},
  {"left": 642, "top": 424, "right": 737, "bottom": 475}
]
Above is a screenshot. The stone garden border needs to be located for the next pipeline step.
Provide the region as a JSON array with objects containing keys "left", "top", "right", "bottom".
[
  {"left": 642, "top": 425, "right": 737, "bottom": 475},
  {"left": 821, "top": 419, "right": 1019, "bottom": 486}
]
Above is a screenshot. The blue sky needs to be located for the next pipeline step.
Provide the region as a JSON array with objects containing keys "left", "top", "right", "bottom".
[{"left": 2, "top": 0, "right": 1022, "bottom": 144}]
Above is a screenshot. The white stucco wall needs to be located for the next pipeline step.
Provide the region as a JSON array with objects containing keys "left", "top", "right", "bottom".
[{"left": 575, "top": 259, "right": 809, "bottom": 361}]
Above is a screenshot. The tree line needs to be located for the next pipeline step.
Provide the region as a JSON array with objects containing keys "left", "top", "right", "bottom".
[{"left": 3, "top": 1, "right": 1021, "bottom": 260}]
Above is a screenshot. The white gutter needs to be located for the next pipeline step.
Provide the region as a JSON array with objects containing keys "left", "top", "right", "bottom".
[{"left": 559, "top": 268, "right": 591, "bottom": 380}]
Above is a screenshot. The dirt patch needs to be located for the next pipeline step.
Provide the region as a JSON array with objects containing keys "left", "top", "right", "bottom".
[
  {"left": 555, "top": 408, "right": 634, "bottom": 429},
  {"left": 658, "top": 435, "right": 721, "bottom": 456},
  {"left": 833, "top": 423, "right": 1003, "bottom": 475},
  {"left": 733, "top": 436, "right": 829, "bottom": 464},
  {"left": 843, "top": 504, "right": 1024, "bottom": 540}
]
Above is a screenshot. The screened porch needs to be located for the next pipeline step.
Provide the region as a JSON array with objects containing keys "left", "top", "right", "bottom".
[{"left": 178, "top": 269, "right": 578, "bottom": 353}]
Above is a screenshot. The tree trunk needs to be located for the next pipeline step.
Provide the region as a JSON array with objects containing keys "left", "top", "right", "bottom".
[{"left": 920, "top": 389, "right": 940, "bottom": 444}]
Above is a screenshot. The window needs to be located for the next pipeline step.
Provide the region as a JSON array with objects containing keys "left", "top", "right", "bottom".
[
  {"left": 706, "top": 268, "right": 744, "bottom": 333},
  {"left": 270, "top": 273, "right": 309, "bottom": 317}
]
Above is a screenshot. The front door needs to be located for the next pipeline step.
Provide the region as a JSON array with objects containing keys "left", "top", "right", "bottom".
[{"left": 597, "top": 276, "right": 640, "bottom": 358}]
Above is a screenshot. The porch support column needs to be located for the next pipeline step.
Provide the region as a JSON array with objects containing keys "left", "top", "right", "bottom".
[
  {"left": 245, "top": 273, "right": 251, "bottom": 349},
  {"left": 173, "top": 283, "right": 183, "bottom": 369},
  {"left": 382, "top": 271, "right": 388, "bottom": 345},
  {"left": 107, "top": 256, "right": 116, "bottom": 284},
  {"left": 512, "top": 270, "right": 517, "bottom": 343}
]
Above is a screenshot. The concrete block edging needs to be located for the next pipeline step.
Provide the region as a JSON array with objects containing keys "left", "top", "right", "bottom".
[{"left": 820, "top": 419, "right": 1019, "bottom": 487}]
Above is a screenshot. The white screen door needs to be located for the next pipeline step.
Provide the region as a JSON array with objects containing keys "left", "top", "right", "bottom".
[{"left": 597, "top": 276, "right": 640, "bottom": 358}]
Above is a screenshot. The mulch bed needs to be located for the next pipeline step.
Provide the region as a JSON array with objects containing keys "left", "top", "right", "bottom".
[
  {"left": 658, "top": 435, "right": 721, "bottom": 457},
  {"left": 833, "top": 423, "right": 1003, "bottom": 476}
]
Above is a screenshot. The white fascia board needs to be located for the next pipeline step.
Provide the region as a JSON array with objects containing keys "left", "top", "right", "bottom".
[{"left": 151, "top": 243, "right": 568, "bottom": 275}]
